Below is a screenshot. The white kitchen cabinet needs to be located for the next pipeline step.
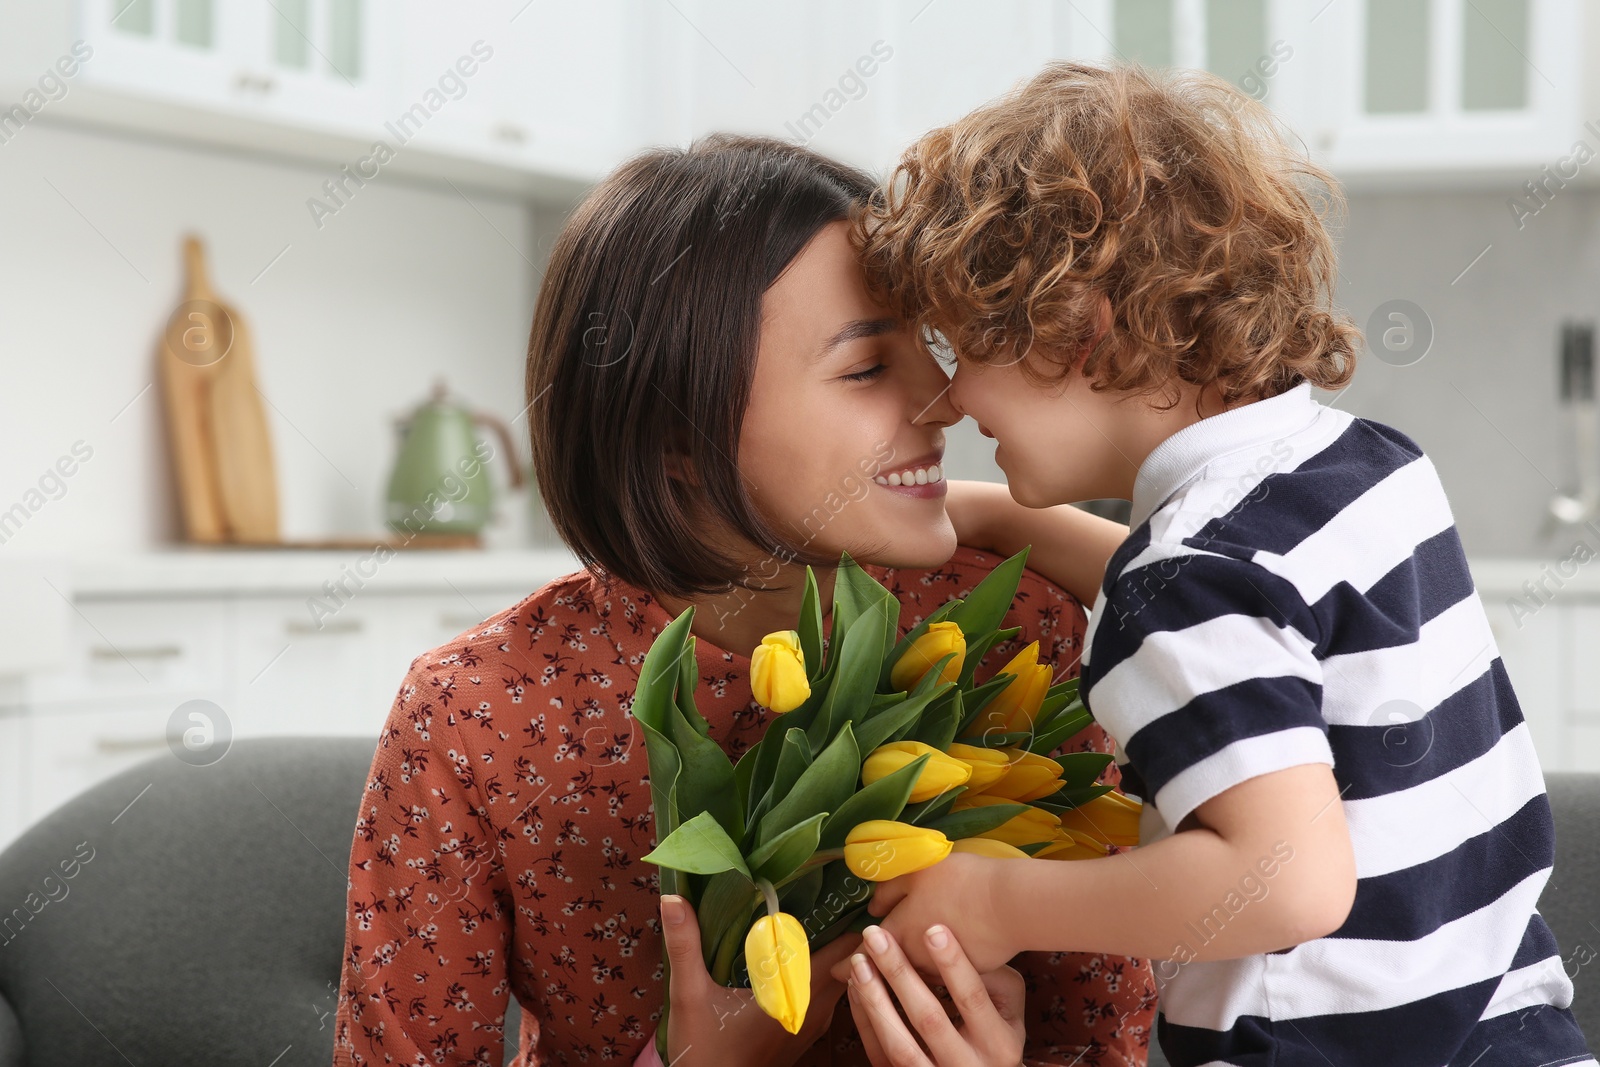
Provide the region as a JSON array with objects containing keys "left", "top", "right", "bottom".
[
  {"left": 1474, "top": 558, "right": 1600, "bottom": 775},
  {"left": 230, "top": 593, "right": 387, "bottom": 738},
  {"left": 1483, "top": 588, "right": 1567, "bottom": 770},
  {"left": 389, "top": 1, "right": 643, "bottom": 183},
  {"left": 25, "top": 596, "right": 232, "bottom": 707},
  {"left": 18, "top": 699, "right": 176, "bottom": 832},
  {"left": 1565, "top": 606, "right": 1600, "bottom": 716},
  {"left": 74, "top": 0, "right": 398, "bottom": 136},
  {"left": 0, "top": 549, "right": 578, "bottom": 855},
  {"left": 1310, "top": 0, "right": 1586, "bottom": 183},
  {"left": 0, "top": 711, "right": 24, "bottom": 844},
  {"left": 1050, "top": 0, "right": 1587, "bottom": 186}
]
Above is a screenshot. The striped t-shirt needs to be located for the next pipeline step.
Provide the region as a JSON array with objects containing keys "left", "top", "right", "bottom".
[{"left": 1079, "top": 381, "right": 1594, "bottom": 1066}]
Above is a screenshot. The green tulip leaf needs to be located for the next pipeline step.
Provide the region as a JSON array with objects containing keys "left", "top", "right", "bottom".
[
  {"left": 1053, "top": 751, "right": 1116, "bottom": 787},
  {"left": 810, "top": 594, "right": 894, "bottom": 749},
  {"left": 929, "top": 800, "right": 1030, "bottom": 840},
  {"left": 698, "top": 867, "right": 759, "bottom": 965},
  {"left": 666, "top": 697, "right": 742, "bottom": 840},
  {"left": 643, "top": 810, "right": 751, "bottom": 877},
  {"left": 757, "top": 722, "right": 861, "bottom": 847},
  {"left": 818, "top": 752, "right": 929, "bottom": 850},
  {"left": 750, "top": 811, "right": 827, "bottom": 884},
  {"left": 830, "top": 552, "right": 898, "bottom": 665},
  {"left": 853, "top": 681, "right": 952, "bottom": 756},
  {"left": 1035, "top": 783, "right": 1116, "bottom": 812},
  {"left": 909, "top": 687, "right": 963, "bottom": 751},
  {"left": 634, "top": 607, "right": 696, "bottom": 734},
  {"left": 804, "top": 860, "right": 875, "bottom": 948},
  {"left": 905, "top": 785, "right": 966, "bottom": 826},
  {"left": 1027, "top": 707, "right": 1099, "bottom": 756},
  {"left": 799, "top": 566, "right": 825, "bottom": 681},
  {"left": 957, "top": 626, "right": 1023, "bottom": 689},
  {"left": 733, "top": 739, "right": 762, "bottom": 817},
  {"left": 947, "top": 547, "right": 1030, "bottom": 638},
  {"left": 674, "top": 634, "right": 712, "bottom": 740},
  {"left": 779, "top": 865, "right": 826, "bottom": 921},
  {"left": 955, "top": 672, "right": 1020, "bottom": 737},
  {"left": 745, "top": 728, "right": 812, "bottom": 851}
]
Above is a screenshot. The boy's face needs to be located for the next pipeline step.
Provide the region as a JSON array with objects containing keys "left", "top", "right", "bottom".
[{"left": 949, "top": 346, "right": 1145, "bottom": 509}]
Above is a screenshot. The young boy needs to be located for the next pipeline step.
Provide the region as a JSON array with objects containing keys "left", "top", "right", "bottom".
[{"left": 837, "top": 62, "right": 1595, "bottom": 1066}]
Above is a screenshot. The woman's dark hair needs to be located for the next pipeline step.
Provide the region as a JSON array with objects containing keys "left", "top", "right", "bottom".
[{"left": 526, "top": 134, "right": 877, "bottom": 598}]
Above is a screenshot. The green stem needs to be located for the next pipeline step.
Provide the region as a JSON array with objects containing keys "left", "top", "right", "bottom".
[{"left": 710, "top": 893, "right": 762, "bottom": 984}]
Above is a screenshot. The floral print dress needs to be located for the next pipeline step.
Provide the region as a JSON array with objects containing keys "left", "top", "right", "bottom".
[{"left": 331, "top": 544, "right": 1156, "bottom": 1066}]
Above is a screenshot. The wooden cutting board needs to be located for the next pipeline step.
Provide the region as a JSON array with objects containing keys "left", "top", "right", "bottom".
[{"left": 158, "top": 236, "right": 281, "bottom": 543}]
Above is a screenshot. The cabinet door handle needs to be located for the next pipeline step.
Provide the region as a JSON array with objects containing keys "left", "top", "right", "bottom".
[
  {"left": 90, "top": 644, "right": 182, "bottom": 660},
  {"left": 95, "top": 734, "right": 169, "bottom": 753},
  {"left": 285, "top": 618, "right": 364, "bottom": 636},
  {"left": 493, "top": 122, "right": 529, "bottom": 144}
]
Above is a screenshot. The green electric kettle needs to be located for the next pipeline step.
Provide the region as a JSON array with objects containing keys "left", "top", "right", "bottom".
[{"left": 384, "top": 381, "right": 524, "bottom": 538}]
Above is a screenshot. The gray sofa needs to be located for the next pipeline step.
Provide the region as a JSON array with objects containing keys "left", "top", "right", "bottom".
[{"left": 0, "top": 739, "right": 1593, "bottom": 1066}]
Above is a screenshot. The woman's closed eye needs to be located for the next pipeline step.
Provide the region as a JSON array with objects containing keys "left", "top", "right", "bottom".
[{"left": 840, "top": 363, "right": 888, "bottom": 383}]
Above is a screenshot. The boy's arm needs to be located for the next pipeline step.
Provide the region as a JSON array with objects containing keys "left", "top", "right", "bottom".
[
  {"left": 946, "top": 479, "right": 1127, "bottom": 608},
  {"left": 849, "top": 549, "right": 1358, "bottom": 976},
  {"left": 1012, "top": 760, "right": 1354, "bottom": 960},
  {"left": 862, "top": 762, "right": 1356, "bottom": 976}
]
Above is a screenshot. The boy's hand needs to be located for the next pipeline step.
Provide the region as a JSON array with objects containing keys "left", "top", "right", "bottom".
[
  {"left": 846, "top": 922, "right": 1026, "bottom": 1066},
  {"left": 831, "top": 853, "right": 1019, "bottom": 981}
]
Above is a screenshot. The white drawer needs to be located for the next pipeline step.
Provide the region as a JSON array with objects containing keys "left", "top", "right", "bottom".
[
  {"left": 1565, "top": 607, "right": 1600, "bottom": 716},
  {"left": 0, "top": 709, "right": 25, "bottom": 854},
  {"left": 1483, "top": 593, "right": 1567, "bottom": 768},
  {"left": 230, "top": 594, "right": 387, "bottom": 738},
  {"left": 1571, "top": 718, "right": 1600, "bottom": 773},
  {"left": 26, "top": 597, "right": 232, "bottom": 706},
  {"left": 17, "top": 699, "right": 173, "bottom": 836}
]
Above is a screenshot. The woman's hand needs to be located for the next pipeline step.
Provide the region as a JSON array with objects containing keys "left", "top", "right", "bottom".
[
  {"left": 657, "top": 894, "right": 862, "bottom": 1067},
  {"left": 846, "top": 922, "right": 1026, "bottom": 1066}
]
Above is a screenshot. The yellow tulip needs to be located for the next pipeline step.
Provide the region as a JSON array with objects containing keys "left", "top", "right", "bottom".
[
  {"left": 750, "top": 630, "right": 810, "bottom": 713},
  {"left": 1054, "top": 791, "right": 1142, "bottom": 848},
  {"left": 974, "top": 749, "right": 1065, "bottom": 804},
  {"left": 950, "top": 837, "right": 1031, "bottom": 860},
  {"left": 945, "top": 743, "right": 1011, "bottom": 792},
  {"left": 745, "top": 911, "right": 810, "bottom": 1034},
  {"left": 844, "top": 820, "right": 953, "bottom": 881},
  {"left": 861, "top": 741, "right": 972, "bottom": 803},
  {"left": 1034, "top": 828, "right": 1113, "bottom": 861},
  {"left": 890, "top": 621, "right": 966, "bottom": 693},
  {"left": 964, "top": 641, "right": 1053, "bottom": 739},
  {"left": 959, "top": 796, "right": 1061, "bottom": 847}
]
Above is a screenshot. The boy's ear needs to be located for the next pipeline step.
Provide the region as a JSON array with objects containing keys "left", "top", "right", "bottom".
[{"left": 1069, "top": 293, "right": 1114, "bottom": 374}]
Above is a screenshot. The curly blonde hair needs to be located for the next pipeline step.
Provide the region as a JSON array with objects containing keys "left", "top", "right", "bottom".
[{"left": 856, "top": 61, "right": 1361, "bottom": 407}]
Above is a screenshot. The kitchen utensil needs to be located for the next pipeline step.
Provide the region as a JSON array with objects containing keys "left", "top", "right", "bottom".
[
  {"left": 157, "top": 235, "right": 281, "bottom": 543},
  {"left": 385, "top": 381, "right": 524, "bottom": 538}
]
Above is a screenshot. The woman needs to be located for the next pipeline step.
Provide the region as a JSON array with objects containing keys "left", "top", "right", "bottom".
[{"left": 331, "top": 135, "right": 1155, "bottom": 1067}]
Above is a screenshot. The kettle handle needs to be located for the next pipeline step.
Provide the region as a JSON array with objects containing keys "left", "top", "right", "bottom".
[{"left": 473, "top": 410, "right": 527, "bottom": 490}]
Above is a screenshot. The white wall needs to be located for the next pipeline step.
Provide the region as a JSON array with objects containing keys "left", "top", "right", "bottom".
[{"left": 0, "top": 119, "right": 555, "bottom": 555}]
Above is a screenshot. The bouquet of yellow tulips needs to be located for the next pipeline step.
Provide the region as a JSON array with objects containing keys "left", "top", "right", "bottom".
[{"left": 638, "top": 547, "right": 1141, "bottom": 1048}]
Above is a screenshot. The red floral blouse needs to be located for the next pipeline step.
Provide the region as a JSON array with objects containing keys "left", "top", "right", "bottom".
[{"left": 331, "top": 544, "right": 1156, "bottom": 1066}]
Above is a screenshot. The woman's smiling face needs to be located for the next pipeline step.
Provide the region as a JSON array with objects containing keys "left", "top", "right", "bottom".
[{"left": 737, "top": 221, "right": 961, "bottom": 570}]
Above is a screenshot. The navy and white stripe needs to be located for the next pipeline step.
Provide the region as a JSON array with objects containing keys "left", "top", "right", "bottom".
[{"left": 1080, "top": 382, "right": 1594, "bottom": 1066}]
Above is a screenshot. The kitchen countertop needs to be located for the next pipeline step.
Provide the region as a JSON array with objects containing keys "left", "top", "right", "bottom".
[
  {"left": 1469, "top": 556, "right": 1600, "bottom": 598},
  {"left": 26, "top": 550, "right": 1600, "bottom": 601},
  {"left": 68, "top": 545, "right": 583, "bottom": 598}
]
